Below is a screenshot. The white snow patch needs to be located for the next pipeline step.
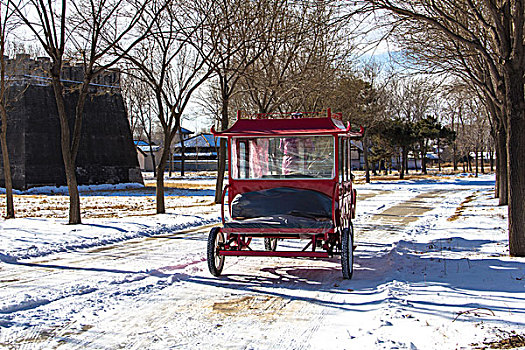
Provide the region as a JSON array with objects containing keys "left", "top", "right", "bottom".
[{"left": 0, "top": 173, "right": 523, "bottom": 349}]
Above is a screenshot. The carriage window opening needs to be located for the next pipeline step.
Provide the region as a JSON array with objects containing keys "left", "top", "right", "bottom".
[
  {"left": 342, "top": 138, "right": 347, "bottom": 182},
  {"left": 238, "top": 141, "right": 249, "bottom": 179},
  {"left": 232, "top": 136, "right": 335, "bottom": 180},
  {"left": 339, "top": 138, "right": 344, "bottom": 183},
  {"left": 345, "top": 138, "right": 350, "bottom": 182}
]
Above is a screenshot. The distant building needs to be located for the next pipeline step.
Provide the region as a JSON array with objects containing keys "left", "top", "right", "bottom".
[
  {"left": 172, "top": 133, "right": 219, "bottom": 171},
  {"left": 135, "top": 141, "right": 162, "bottom": 172},
  {"left": 0, "top": 54, "right": 143, "bottom": 189},
  {"left": 176, "top": 128, "right": 194, "bottom": 142},
  {"left": 134, "top": 128, "right": 194, "bottom": 172}
]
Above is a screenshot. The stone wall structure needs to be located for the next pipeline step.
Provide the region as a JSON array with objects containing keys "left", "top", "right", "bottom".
[{"left": 0, "top": 55, "right": 143, "bottom": 190}]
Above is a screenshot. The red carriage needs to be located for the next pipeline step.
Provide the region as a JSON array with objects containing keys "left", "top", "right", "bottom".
[{"left": 208, "top": 109, "right": 363, "bottom": 279}]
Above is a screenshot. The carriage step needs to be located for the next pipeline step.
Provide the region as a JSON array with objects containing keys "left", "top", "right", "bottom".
[{"left": 218, "top": 250, "right": 335, "bottom": 258}]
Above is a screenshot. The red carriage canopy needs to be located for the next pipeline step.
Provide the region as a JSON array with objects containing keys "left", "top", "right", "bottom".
[{"left": 212, "top": 116, "right": 363, "bottom": 138}]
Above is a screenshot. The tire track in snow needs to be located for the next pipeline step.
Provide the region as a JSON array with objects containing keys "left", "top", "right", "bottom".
[
  {"left": 335, "top": 188, "right": 480, "bottom": 349},
  {"left": 0, "top": 222, "right": 222, "bottom": 347},
  {"left": 0, "top": 222, "right": 220, "bottom": 290},
  {"left": 355, "top": 189, "right": 456, "bottom": 243}
]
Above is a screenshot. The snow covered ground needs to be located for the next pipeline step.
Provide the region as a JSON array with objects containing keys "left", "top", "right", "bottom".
[{"left": 0, "top": 173, "right": 524, "bottom": 349}]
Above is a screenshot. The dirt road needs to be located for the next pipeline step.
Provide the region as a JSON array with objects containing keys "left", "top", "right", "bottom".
[{"left": 0, "top": 186, "right": 480, "bottom": 349}]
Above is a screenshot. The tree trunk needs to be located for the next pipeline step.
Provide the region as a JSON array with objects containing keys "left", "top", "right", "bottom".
[
  {"left": 71, "top": 77, "right": 92, "bottom": 161},
  {"left": 64, "top": 158, "right": 81, "bottom": 224},
  {"left": 215, "top": 139, "right": 227, "bottom": 203},
  {"left": 506, "top": 65, "right": 525, "bottom": 257},
  {"left": 420, "top": 141, "right": 427, "bottom": 175},
  {"left": 489, "top": 148, "right": 494, "bottom": 172},
  {"left": 0, "top": 106, "right": 14, "bottom": 219},
  {"left": 481, "top": 147, "right": 485, "bottom": 174},
  {"left": 496, "top": 124, "right": 508, "bottom": 205},
  {"left": 363, "top": 136, "right": 370, "bottom": 183},
  {"left": 214, "top": 95, "right": 229, "bottom": 203},
  {"left": 155, "top": 162, "right": 166, "bottom": 214},
  {"left": 495, "top": 144, "right": 499, "bottom": 198},
  {"left": 180, "top": 129, "right": 186, "bottom": 176},
  {"left": 149, "top": 147, "right": 157, "bottom": 178},
  {"left": 0, "top": 42, "right": 14, "bottom": 219},
  {"left": 452, "top": 114, "right": 458, "bottom": 171},
  {"left": 475, "top": 147, "right": 479, "bottom": 177},
  {"left": 155, "top": 142, "right": 171, "bottom": 214},
  {"left": 399, "top": 148, "right": 405, "bottom": 179},
  {"left": 437, "top": 138, "right": 442, "bottom": 172},
  {"left": 51, "top": 76, "right": 81, "bottom": 224},
  {"left": 168, "top": 148, "right": 172, "bottom": 177},
  {"left": 453, "top": 141, "right": 458, "bottom": 171}
]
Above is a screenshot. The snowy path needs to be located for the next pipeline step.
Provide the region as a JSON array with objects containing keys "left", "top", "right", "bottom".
[{"left": 1, "top": 176, "right": 524, "bottom": 349}]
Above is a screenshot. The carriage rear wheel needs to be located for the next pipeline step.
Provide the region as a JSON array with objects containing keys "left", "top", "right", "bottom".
[
  {"left": 264, "top": 238, "right": 278, "bottom": 251},
  {"left": 207, "top": 227, "right": 225, "bottom": 276},
  {"left": 341, "top": 225, "right": 354, "bottom": 280}
]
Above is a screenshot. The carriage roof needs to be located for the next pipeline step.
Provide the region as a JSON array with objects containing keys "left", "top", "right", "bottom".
[{"left": 211, "top": 110, "right": 363, "bottom": 138}]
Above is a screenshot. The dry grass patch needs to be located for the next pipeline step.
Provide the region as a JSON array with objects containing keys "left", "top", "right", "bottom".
[
  {"left": 448, "top": 193, "right": 477, "bottom": 221},
  {"left": 353, "top": 174, "right": 453, "bottom": 184},
  {"left": 144, "top": 182, "right": 214, "bottom": 190},
  {"left": 0, "top": 194, "right": 215, "bottom": 219},
  {"left": 473, "top": 332, "right": 525, "bottom": 349}
]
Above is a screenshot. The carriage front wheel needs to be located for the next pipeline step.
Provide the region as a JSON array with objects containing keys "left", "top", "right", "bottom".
[
  {"left": 207, "top": 227, "right": 225, "bottom": 276},
  {"left": 341, "top": 225, "right": 354, "bottom": 280}
]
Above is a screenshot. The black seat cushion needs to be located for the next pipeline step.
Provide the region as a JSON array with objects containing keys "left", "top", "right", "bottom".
[
  {"left": 231, "top": 187, "right": 332, "bottom": 220},
  {"left": 224, "top": 214, "right": 333, "bottom": 232}
]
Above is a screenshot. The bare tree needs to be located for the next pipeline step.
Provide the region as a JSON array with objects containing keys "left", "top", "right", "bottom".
[
  {"left": 204, "top": 0, "right": 284, "bottom": 203},
  {"left": 124, "top": 0, "right": 215, "bottom": 213},
  {"left": 441, "top": 83, "right": 467, "bottom": 172},
  {"left": 387, "top": 9, "right": 509, "bottom": 204},
  {"left": 121, "top": 73, "right": 142, "bottom": 138},
  {"left": 443, "top": 82, "right": 496, "bottom": 179},
  {"left": 14, "top": 0, "right": 157, "bottom": 224},
  {"left": 121, "top": 72, "right": 159, "bottom": 176},
  {"left": 238, "top": 1, "right": 346, "bottom": 114},
  {"left": 365, "top": 0, "right": 525, "bottom": 256},
  {"left": 395, "top": 77, "right": 443, "bottom": 177},
  {"left": 207, "top": 1, "right": 358, "bottom": 201},
  {"left": 0, "top": 0, "right": 20, "bottom": 219},
  {"left": 452, "top": 95, "right": 490, "bottom": 175},
  {"left": 328, "top": 64, "right": 386, "bottom": 182},
  {"left": 380, "top": 76, "right": 433, "bottom": 178}
]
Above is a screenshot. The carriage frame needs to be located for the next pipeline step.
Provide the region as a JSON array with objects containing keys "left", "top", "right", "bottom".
[{"left": 208, "top": 109, "right": 363, "bottom": 279}]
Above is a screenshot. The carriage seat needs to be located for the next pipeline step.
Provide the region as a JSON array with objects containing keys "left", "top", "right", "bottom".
[{"left": 225, "top": 187, "right": 334, "bottom": 231}]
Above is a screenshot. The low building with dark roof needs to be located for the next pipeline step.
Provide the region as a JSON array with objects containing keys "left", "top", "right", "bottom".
[{"left": 172, "top": 133, "right": 220, "bottom": 171}]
